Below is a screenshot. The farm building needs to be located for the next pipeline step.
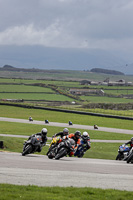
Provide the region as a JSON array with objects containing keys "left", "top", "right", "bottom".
[{"left": 69, "top": 88, "right": 104, "bottom": 96}]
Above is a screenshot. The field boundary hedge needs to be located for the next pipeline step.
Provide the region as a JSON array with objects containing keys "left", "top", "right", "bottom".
[{"left": 0, "top": 102, "right": 133, "bottom": 121}]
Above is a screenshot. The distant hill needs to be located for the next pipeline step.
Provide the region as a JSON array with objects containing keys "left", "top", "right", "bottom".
[
  {"left": 0, "top": 65, "right": 125, "bottom": 76},
  {"left": 90, "top": 68, "right": 125, "bottom": 75},
  {"left": 0, "top": 65, "right": 64, "bottom": 73}
]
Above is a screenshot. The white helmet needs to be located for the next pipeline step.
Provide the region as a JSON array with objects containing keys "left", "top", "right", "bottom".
[
  {"left": 82, "top": 132, "right": 89, "bottom": 140},
  {"left": 41, "top": 128, "right": 47, "bottom": 136}
]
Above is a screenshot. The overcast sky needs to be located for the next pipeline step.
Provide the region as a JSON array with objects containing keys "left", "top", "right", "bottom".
[{"left": 0, "top": 0, "right": 133, "bottom": 72}]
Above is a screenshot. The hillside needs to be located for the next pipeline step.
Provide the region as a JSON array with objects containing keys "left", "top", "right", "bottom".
[{"left": 90, "top": 68, "right": 125, "bottom": 75}]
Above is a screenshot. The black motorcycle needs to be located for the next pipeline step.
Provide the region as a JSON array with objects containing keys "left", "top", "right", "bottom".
[
  {"left": 47, "top": 136, "right": 60, "bottom": 159},
  {"left": 127, "top": 147, "right": 133, "bottom": 163},
  {"left": 55, "top": 138, "right": 75, "bottom": 160},
  {"left": 22, "top": 135, "right": 42, "bottom": 156}
]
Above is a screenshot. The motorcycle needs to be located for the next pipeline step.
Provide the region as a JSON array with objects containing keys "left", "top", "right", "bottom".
[
  {"left": 22, "top": 135, "right": 42, "bottom": 156},
  {"left": 74, "top": 139, "right": 89, "bottom": 158},
  {"left": 116, "top": 144, "right": 130, "bottom": 160},
  {"left": 47, "top": 136, "right": 61, "bottom": 159},
  {"left": 127, "top": 147, "right": 133, "bottom": 163},
  {"left": 55, "top": 138, "right": 75, "bottom": 160}
]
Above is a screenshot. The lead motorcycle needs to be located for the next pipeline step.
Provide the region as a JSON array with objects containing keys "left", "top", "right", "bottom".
[
  {"left": 22, "top": 135, "right": 42, "bottom": 156},
  {"left": 116, "top": 144, "right": 130, "bottom": 160},
  {"left": 47, "top": 136, "right": 60, "bottom": 159},
  {"left": 54, "top": 138, "right": 75, "bottom": 160}
]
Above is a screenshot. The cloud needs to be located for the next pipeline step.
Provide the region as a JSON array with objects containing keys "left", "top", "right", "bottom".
[{"left": 0, "top": 0, "right": 133, "bottom": 71}]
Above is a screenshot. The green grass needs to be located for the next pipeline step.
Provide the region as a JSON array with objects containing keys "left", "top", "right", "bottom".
[
  {"left": 0, "top": 184, "right": 132, "bottom": 200},
  {"left": 80, "top": 95, "right": 133, "bottom": 103},
  {"left": 0, "top": 105, "right": 133, "bottom": 130},
  {"left": 0, "top": 93, "right": 74, "bottom": 101},
  {"left": 0, "top": 84, "right": 55, "bottom": 93},
  {"left": 0, "top": 121, "right": 132, "bottom": 141}
]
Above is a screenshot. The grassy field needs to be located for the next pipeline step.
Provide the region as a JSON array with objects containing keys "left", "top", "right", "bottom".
[
  {"left": 0, "top": 93, "right": 74, "bottom": 101},
  {"left": 0, "top": 105, "right": 133, "bottom": 130},
  {"left": 1, "top": 70, "right": 133, "bottom": 82},
  {"left": 80, "top": 95, "right": 133, "bottom": 103},
  {"left": 0, "top": 184, "right": 132, "bottom": 200}
]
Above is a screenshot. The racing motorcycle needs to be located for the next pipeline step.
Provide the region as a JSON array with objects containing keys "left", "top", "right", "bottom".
[
  {"left": 116, "top": 144, "right": 130, "bottom": 160},
  {"left": 55, "top": 138, "right": 75, "bottom": 160},
  {"left": 127, "top": 147, "right": 133, "bottom": 163},
  {"left": 74, "top": 139, "right": 88, "bottom": 158},
  {"left": 47, "top": 136, "right": 60, "bottom": 159},
  {"left": 22, "top": 135, "right": 42, "bottom": 156}
]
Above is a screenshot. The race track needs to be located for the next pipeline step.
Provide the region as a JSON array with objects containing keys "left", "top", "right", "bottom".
[
  {"left": 0, "top": 152, "right": 133, "bottom": 191},
  {"left": 0, "top": 117, "right": 133, "bottom": 191}
]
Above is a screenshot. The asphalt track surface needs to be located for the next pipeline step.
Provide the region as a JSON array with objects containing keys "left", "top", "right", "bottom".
[
  {"left": 0, "top": 117, "right": 133, "bottom": 191},
  {"left": 0, "top": 152, "right": 133, "bottom": 191}
]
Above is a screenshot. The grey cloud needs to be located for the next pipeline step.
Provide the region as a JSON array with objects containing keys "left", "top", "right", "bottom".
[{"left": 0, "top": 0, "right": 133, "bottom": 73}]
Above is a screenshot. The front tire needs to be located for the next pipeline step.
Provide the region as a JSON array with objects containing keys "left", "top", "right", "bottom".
[
  {"left": 22, "top": 144, "right": 32, "bottom": 156},
  {"left": 127, "top": 152, "right": 133, "bottom": 163},
  {"left": 116, "top": 153, "right": 122, "bottom": 160},
  {"left": 55, "top": 149, "right": 67, "bottom": 160}
]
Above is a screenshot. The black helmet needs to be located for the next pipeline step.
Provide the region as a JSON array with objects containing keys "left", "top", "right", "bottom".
[
  {"left": 131, "top": 137, "right": 133, "bottom": 144},
  {"left": 75, "top": 131, "right": 81, "bottom": 139},
  {"left": 41, "top": 128, "right": 47, "bottom": 136},
  {"left": 63, "top": 128, "right": 69, "bottom": 136}
]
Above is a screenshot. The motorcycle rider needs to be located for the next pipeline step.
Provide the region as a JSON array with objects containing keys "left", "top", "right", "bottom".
[
  {"left": 28, "top": 128, "right": 48, "bottom": 152},
  {"left": 125, "top": 137, "right": 133, "bottom": 149},
  {"left": 47, "top": 128, "right": 69, "bottom": 156},
  {"left": 78, "top": 131, "right": 91, "bottom": 157},
  {"left": 67, "top": 130, "right": 81, "bottom": 156},
  {"left": 123, "top": 137, "right": 133, "bottom": 161},
  {"left": 29, "top": 116, "right": 33, "bottom": 121},
  {"left": 53, "top": 128, "right": 69, "bottom": 138}
]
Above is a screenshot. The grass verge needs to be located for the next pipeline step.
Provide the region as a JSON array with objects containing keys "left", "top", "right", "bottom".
[{"left": 0, "top": 184, "right": 132, "bottom": 200}]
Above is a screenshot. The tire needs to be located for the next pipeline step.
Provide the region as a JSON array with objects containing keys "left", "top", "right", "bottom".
[
  {"left": 47, "top": 151, "right": 55, "bottom": 159},
  {"left": 127, "top": 152, "right": 133, "bottom": 163},
  {"left": 22, "top": 144, "right": 32, "bottom": 156},
  {"left": 55, "top": 148, "right": 67, "bottom": 160},
  {"left": 116, "top": 153, "right": 122, "bottom": 160}
]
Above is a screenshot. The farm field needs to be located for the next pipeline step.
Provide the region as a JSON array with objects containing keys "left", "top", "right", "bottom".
[{"left": 1, "top": 69, "right": 133, "bottom": 82}]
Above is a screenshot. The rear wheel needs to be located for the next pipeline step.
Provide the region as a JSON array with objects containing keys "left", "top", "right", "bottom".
[{"left": 22, "top": 144, "right": 32, "bottom": 156}]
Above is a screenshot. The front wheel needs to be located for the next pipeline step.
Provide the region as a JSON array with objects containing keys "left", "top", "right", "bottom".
[
  {"left": 116, "top": 153, "right": 123, "bottom": 160},
  {"left": 22, "top": 144, "right": 32, "bottom": 156},
  {"left": 55, "top": 148, "right": 67, "bottom": 160},
  {"left": 127, "top": 152, "right": 133, "bottom": 163}
]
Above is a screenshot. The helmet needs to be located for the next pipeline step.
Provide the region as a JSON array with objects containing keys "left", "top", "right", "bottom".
[
  {"left": 131, "top": 137, "right": 133, "bottom": 144},
  {"left": 75, "top": 131, "right": 81, "bottom": 139},
  {"left": 63, "top": 128, "right": 69, "bottom": 136},
  {"left": 82, "top": 132, "right": 90, "bottom": 140},
  {"left": 41, "top": 128, "right": 47, "bottom": 136}
]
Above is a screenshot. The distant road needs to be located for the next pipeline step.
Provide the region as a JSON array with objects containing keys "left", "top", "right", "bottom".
[{"left": 0, "top": 117, "right": 133, "bottom": 134}]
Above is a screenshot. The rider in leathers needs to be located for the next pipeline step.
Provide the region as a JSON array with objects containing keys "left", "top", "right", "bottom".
[
  {"left": 28, "top": 128, "right": 47, "bottom": 152},
  {"left": 75, "top": 131, "right": 91, "bottom": 157}
]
